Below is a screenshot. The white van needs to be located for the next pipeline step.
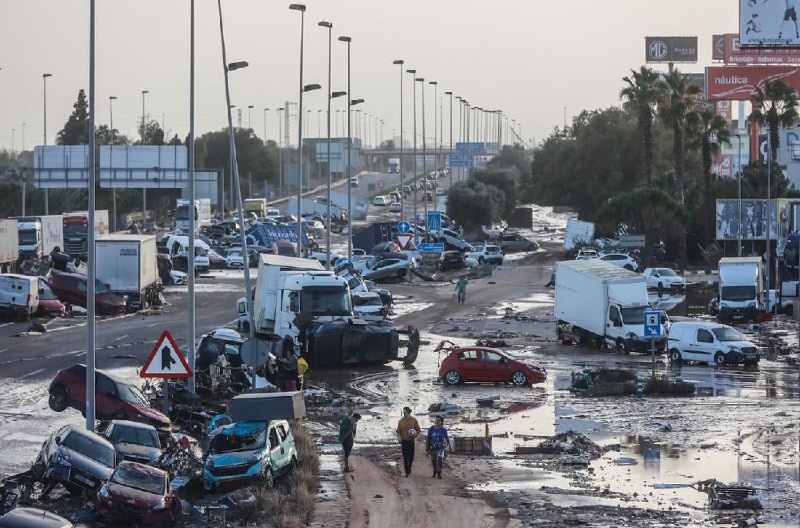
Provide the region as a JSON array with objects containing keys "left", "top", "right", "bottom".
[
  {"left": 0, "top": 273, "right": 40, "bottom": 319},
  {"left": 372, "top": 196, "right": 389, "bottom": 206},
  {"left": 667, "top": 321, "right": 759, "bottom": 366}
]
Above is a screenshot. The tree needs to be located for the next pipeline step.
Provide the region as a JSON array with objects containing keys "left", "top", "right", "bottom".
[
  {"left": 658, "top": 69, "right": 701, "bottom": 204},
  {"left": 691, "top": 107, "right": 731, "bottom": 245},
  {"left": 137, "top": 119, "right": 166, "bottom": 146},
  {"left": 596, "top": 188, "right": 685, "bottom": 267},
  {"left": 56, "top": 90, "right": 89, "bottom": 145},
  {"left": 95, "top": 125, "right": 130, "bottom": 146},
  {"left": 446, "top": 179, "right": 505, "bottom": 233},
  {"left": 486, "top": 144, "right": 532, "bottom": 180},
  {"left": 620, "top": 67, "right": 661, "bottom": 187},
  {"left": 472, "top": 167, "right": 519, "bottom": 219}
]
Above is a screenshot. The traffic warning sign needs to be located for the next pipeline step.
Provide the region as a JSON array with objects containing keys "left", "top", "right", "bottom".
[{"left": 140, "top": 330, "right": 193, "bottom": 378}]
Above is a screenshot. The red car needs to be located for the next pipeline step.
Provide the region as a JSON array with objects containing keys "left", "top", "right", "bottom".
[
  {"left": 438, "top": 346, "right": 546, "bottom": 386},
  {"left": 96, "top": 461, "right": 181, "bottom": 526},
  {"left": 48, "top": 272, "right": 126, "bottom": 315},
  {"left": 37, "top": 278, "right": 65, "bottom": 317},
  {"left": 48, "top": 364, "right": 171, "bottom": 433}
]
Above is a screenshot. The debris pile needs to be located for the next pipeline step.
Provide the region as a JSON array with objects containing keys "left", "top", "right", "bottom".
[
  {"left": 533, "top": 431, "right": 605, "bottom": 459},
  {"left": 570, "top": 367, "right": 695, "bottom": 397}
]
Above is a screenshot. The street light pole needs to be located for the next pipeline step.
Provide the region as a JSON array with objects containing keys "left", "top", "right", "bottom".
[
  {"left": 109, "top": 95, "right": 117, "bottom": 232},
  {"left": 263, "top": 107, "right": 269, "bottom": 143},
  {"left": 737, "top": 132, "right": 743, "bottom": 257},
  {"left": 141, "top": 89, "right": 149, "bottom": 226},
  {"left": 338, "top": 35, "right": 353, "bottom": 259},
  {"left": 319, "top": 19, "right": 333, "bottom": 269},
  {"left": 290, "top": 3, "right": 307, "bottom": 256},
  {"left": 43, "top": 73, "right": 52, "bottom": 215},
  {"left": 248, "top": 105, "right": 253, "bottom": 130},
  {"left": 86, "top": 0, "right": 97, "bottom": 431},
  {"left": 446, "top": 91, "right": 452, "bottom": 189},
  {"left": 407, "top": 69, "right": 417, "bottom": 242},
  {"left": 429, "top": 81, "right": 437, "bottom": 176},
  {"left": 187, "top": 0, "right": 197, "bottom": 392},
  {"left": 393, "top": 60, "right": 404, "bottom": 219},
  {"left": 417, "top": 77, "right": 428, "bottom": 242}
]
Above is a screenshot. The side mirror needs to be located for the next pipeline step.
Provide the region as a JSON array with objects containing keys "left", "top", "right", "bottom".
[
  {"left": 613, "top": 320, "right": 622, "bottom": 328},
  {"left": 55, "top": 436, "right": 61, "bottom": 444}
]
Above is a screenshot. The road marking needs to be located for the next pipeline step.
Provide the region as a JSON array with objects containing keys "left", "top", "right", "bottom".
[
  {"left": 114, "top": 334, "right": 128, "bottom": 341},
  {"left": 0, "top": 323, "right": 13, "bottom": 329},
  {"left": 0, "top": 349, "right": 7, "bottom": 354},
  {"left": 20, "top": 368, "right": 45, "bottom": 378}
]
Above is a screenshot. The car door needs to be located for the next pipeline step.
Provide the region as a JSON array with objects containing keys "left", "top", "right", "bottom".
[
  {"left": 267, "top": 425, "right": 286, "bottom": 471},
  {"left": 455, "top": 350, "right": 480, "bottom": 381},
  {"left": 693, "top": 328, "right": 716, "bottom": 362},
  {"left": 95, "top": 373, "right": 118, "bottom": 419},
  {"left": 480, "top": 351, "right": 511, "bottom": 381}
]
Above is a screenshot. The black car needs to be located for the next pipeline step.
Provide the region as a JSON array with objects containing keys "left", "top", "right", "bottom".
[
  {"left": 438, "top": 251, "right": 465, "bottom": 272},
  {"left": 32, "top": 425, "right": 116, "bottom": 495},
  {"left": 102, "top": 420, "right": 163, "bottom": 464}
]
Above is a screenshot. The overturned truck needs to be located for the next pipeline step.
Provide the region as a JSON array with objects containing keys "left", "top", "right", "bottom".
[{"left": 252, "top": 254, "right": 418, "bottom": 367}]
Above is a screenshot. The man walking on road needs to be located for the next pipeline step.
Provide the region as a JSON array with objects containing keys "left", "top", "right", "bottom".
[
  {"left": 396, "top": 406, "right": 421, "bottom": 477},
  {"left": 426, "top": 415, "right": 451, "bottom": 479},
  {"left": 339, "top": 412, "right": 361, "bottom": 473},
  {"left": 455, "top": 277, "right": 468, "bottom": 304}
]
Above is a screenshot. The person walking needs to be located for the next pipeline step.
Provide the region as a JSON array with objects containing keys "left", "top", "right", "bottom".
[
  {"left": 339, "top": 411, "right": 361, "bottom": 473},
  {"left": 426, "top": 415, "right": 451, "bottom": 479},
  {"left": 396, "top": 407, "right": 421, "bottom": 477},
  {"left": 455, "top": 277, "right": 468, "bottom": 304}
]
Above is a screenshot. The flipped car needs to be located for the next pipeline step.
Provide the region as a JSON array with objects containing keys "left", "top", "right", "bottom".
[
  {"left": 48, "top": 272, "right": 126, "bottom": 315},
  {"left": 96, "top": 461, "right": 181, "bottom": 526},
  {"left": 356, "top": 253, "right": 413, "bottom": 282},
  {"left": 437, "top": 344, "right": 546, "bottom": 387},
  {"left": 102, "top": 420, "right": 163, "bottom": 464},
  {"left": 352, "top": 291, "right": 387, "bottom": 318},
  {"left": 203, "top": 420, "right": 297, "bottom": 491},
  {"left": 32, "top": 425, "right": 116, "bottom": 495}
]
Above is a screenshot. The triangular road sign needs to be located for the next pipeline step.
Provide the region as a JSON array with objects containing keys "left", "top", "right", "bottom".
[
  {"left": 140, "top": 330, "right": 193, "bottom": 378},
  {"left": 396, "top": 233, "right": 413, "bottom": 250}
]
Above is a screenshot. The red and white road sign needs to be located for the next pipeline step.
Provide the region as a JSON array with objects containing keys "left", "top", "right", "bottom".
[
  {"left": 395, "top": 234, "right": 413, "bottom": 250},
  {"left": 378, "top": 180, "right": 385, "bottom": 189},
  {"left": 140, "top": 330, "right": 193, "bottom": 378}
]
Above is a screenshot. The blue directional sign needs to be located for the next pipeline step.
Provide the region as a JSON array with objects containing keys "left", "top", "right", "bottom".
[
  {"left": 449, "top": 154, "right": 474, "bottom": 168},
  {"left": 396, "top": 220, "right": 411, "bottom": 234},
  {"left": 418, "top": 242, "right": 445, "bottom": 253},
  {"left": 643, "top": 310, "right": 661, "bottom": 337},
  {"left": 455, "top": 142, "right": 485, "bottom": 155},
  {"left": 427, "top": 211, "right": 442, "bottom": 232}
]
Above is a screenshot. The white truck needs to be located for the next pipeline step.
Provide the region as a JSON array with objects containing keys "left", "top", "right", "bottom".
[
  {"left": 0, "top": 219, "right": 19, "bottom": 273},
  {"left": 555, "top": 260, "right": 667, "bottom": 353},
  {"left": 163, "top": 234, "right": 211, "bottom": 274},
  {"left": 62, "top": 210, "right": 109, "bottom": 258},
  {"left": 244, "top": 198, "right": 268, "bottom": 218},
  {"left": 717, "top": 257, "right": 764, "bottom": 323},
  {"left": 96, "top": 234, "right": 160, "bottom": 311},
  {"left": 14, "top": 216, "right": 64, "bottom": 258},
  {"left": 388, "top": 157, "right": 400, "bottom": 173},
  {"left": 175, "top": 198, "right": 211, "bottom": 234}
]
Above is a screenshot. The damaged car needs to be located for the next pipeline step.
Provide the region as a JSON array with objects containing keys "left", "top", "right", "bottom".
[
  {"left": 102, "top": 420, "right": 163, "bottom": 465},
  {"left": 31, "top": 425, "right": 116, "bottom": 495},
  {"left": 437, "top": 345, "right": 546, "bottom": 387},
  {"left": 96, "top": 461, "right": 181, "bottom": 526},
  {"left": 203, "top": 420, "right": 297, "bottom": 492}
]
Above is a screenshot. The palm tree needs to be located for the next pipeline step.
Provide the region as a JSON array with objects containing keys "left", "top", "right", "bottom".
[
  {"left": 620, "top": 67, "right": 661, "bottom": 187},
  {"left": 692, "top": 106, "right": 731, "bottom": 245},
  {"left": 658, "top": 69, "right": 701, "bottom": 205}
]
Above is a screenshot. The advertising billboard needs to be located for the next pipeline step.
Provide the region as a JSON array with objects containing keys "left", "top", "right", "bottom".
[
  {"left": 713, "top": 34, "right": 726, "bottom": 61},
  {"left": 740, "top": 0, "right": 800, "bottom": 47},
  {"left": 716, "top": 199, "right": 778, "bottom": 241},
  {"left": 705, "top": 65, "right": 800, "bottom": 100},
  {"left": 645, "top": 36, "right": 698, "bottom": 63},
  {"left": 724, "top": 33, "right": 800, "bottom": 64}
]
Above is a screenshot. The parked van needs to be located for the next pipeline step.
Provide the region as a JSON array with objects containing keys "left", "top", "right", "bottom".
[
  {"left": 667, "top": 321, "right": 760, "bottom": 366},
  {"left": 0, "top": 273, "right": 40, "bottom": 319}
]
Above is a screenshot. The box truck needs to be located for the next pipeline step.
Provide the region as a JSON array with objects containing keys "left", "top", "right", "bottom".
[
  {"left": 14, "top": 216, "right": 64, "bottom": 258},
  {"left": 62, "top": 211, "right": 109, "bottom": 258},
  {"left": 555, "top": 260, "right": 666, "bottom": 353},
  {"left": 717, "top": 257, "right": 764, "bottom": 322},
  {"left": 0, "top": 219, "right": 19, "bottom": 273},
  {"left": 96, "top": 234, "right": 159, "bottom": 311},
  {"left": 243, "top": 198, "right": 268, "bottom": 218},
  {"left": 388, "top": 157, "right": 400, "bottom": 173},
  {"left": 175, "top": 199, "right": 211, "bottom": 234}
]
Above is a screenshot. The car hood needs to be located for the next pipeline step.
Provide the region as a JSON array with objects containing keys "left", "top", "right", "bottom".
[
  {"left": 723, "top": 340, "right": 758, "bottom": 350},
  {"left": 114, "top": 443, "right": 162, "bottom": 462},
  {"left": 208, "top": 448, "right": 262, "bottom": 467},
  {"left": 55, "top": 445, "right": 114, "bottom": 479},
  {"left": 134, "top": 406, "right": 172, "bottom": 429},
  {"left": 105, "top": 480, "right": 164, "bottom": 508}
]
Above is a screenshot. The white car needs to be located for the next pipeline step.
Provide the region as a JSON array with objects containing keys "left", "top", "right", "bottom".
[
  {"left": 389, "top": 201, "right": 402, "bottom": 213},
  {"left": 265, "top": 207, "right": 281, "bottom": 220},
  {"left": 225, "top": 249, "right": 245, "bottom": 268},
  {"left": 644, "top": 268, "right": 685, "bottom": 289},
  {"left": 465, "top": 244, "right": 504, "bottom": 265},
  {"left": 373, "top": 195, "right": 389, "bottom": 206},
  {"left": 575, "top": 248, "right": 599, "bottom": 260},
  {"left": 599, "top": 253, "right": 638, "bottom": 271},
  {"left": 482, "top": 223, "right": 506, "bottom": 238},
  {"left": 352, "top": 291, "right": 387, "bottom": 318},
  {"left": 667, "top": 321, "right": 760, "bottom": 366}
]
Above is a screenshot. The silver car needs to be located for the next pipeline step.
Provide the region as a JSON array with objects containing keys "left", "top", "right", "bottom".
[
  {"left": 358, "top": 254, "right": 413, "bottom": 282},
  {"left": 499, "top": 233, "right": 539, "bottom": 252}
]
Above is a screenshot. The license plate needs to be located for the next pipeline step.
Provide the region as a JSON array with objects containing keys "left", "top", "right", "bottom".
[{"left": 69, "top": 469, "right": 100, "bottom": 490}]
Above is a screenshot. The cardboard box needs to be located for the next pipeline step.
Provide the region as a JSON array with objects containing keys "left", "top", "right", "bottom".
[{"left": 227, "top": 391, "right": 306, "bottom": 422}]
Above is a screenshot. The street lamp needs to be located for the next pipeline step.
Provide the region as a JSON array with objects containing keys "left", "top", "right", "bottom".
[
  {"left": 290, "top": 3, "right": 309, "bottom": 256},
  {"left": 319, "top": 18, "right": 334, "bottom": 268},
  {"left": 109, "top": 95, "right": 118, "bottom": 232},
  {"left": 393, "top": 61, "right": 405, "bottom": 216},
  {"left": 445, "top": 91, "right": 453, "bottom": 188},
  {"left": 406, "top": 69, "right": 418, "bottom": 240},
  {"left": 248, "top": 104, "right": 253, "bottom": 130},
  {"left": 43, "top": 73, "right": 52, "bottom": 215},
  {"left": 188, "top": 0, "right": 197, "bottom": 393},
  {"left": 141, "top": 89, "right": 149, "bottom": 226},
  {"left": 429, "top": 81, "right": 437, "bottom": 175},
  {"left": 263, "top": 107, "right": 269, "bottom": 144},
  {"left": 416, "top": 77, "right": 428, "bottom": 241}
]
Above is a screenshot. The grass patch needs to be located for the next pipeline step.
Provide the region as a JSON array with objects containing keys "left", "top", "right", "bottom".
[{"left": 238, "top": 421, "right": 320, "bottom": 527}]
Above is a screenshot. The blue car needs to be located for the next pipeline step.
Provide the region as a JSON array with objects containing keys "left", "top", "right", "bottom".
[{"left": 203, "top": 420, "right": 297, "bottom": 491}]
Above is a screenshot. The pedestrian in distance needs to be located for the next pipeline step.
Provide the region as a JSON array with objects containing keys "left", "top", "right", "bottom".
[
  {"left": 339, "top": 411, "right": 361, "bottom": 473},
  {"left": 455, "top": 276, "right": 468, "bottom": 304},
  {"left": 396, "top": 406, "right": 421, "bottom": 477},
  {"left": 426, "top": 415, "right": 451, "bottom": 479}
]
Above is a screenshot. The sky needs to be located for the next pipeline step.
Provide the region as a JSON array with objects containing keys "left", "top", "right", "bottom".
[{"left": 0, "top": 0, "right": 739, "bottom": 152}]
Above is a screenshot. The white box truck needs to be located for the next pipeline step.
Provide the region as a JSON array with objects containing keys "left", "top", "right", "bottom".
[
  {"left": 175, "top": 199, "right": 211, "bottom": 234},
  {"left": 244, "top": 198, "right": 268, "bottom": 218},
  {"left": 388, "top": 157, "right": 400, "bottom": 173},
  {"left": 96, "top": 234, "right": 159, "bottom": 311},
  {"left": 717, "top": 257, "right": 764, "bottom": 323},
  {"left": 15, "top": 216, "right": 64, "bottom": 258},
  {"left": 555, "top": 260, "right": 666, "bottom": 353},
  {"left": 0, "top": 219, "right": 19, "bottom": 273}
]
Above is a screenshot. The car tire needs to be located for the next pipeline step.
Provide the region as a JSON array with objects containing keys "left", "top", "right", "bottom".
[
  {"left": 669, "top": 349, "right": 682, "bottom": 364},
  {"left": 478, "top": 257, "right": 485, "bottom": 264},
  {"left": 786, "top": 304, "right": 794, "bottom": 317},
  {"left": 397, "top": 269, "right": 407, "bottom": 279},
  {"left": 261, "top": 466, "right": 274, "bottom": 488},
  {"left": 527, "top": 244, "right": 537, "bottom": 251},
  {"left": 616, "top": 339, "right": 627, "bottom": 354},
  {"left": 624, "top": 264, "right": 634, "bottom": 271},
  {"left": 444, "top": 370, "right": 461, "bottom": 386},
  {"left": 289, "top": 456, "right": 298, "bottom": 474},
  {"left": 510, "top": 371, "right": 528, "bottom": 387},
  {"left": 48, "top": 385, "right": 69, "bottom": 412},
  {"left": 574, "top": 330, "right": 587, "bottom": 347},
  {"left": 658, "top": 282, "right": 664, "bottom": 290},
  {"left": 242, "top": 322, "right": 250, "bottom": 335},
  {"left": 714, "top": 352, "right": 726, "bottom": 366}
]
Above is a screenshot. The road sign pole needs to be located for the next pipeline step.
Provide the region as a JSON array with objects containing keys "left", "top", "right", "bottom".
[{"left": 651, "top": 337, "right": 656, "bottom": 379}]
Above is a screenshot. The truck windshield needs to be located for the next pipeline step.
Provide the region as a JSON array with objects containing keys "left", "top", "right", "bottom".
[
  {"left": 712, "top": 327, "right": 744, "bottom": 342},
  {"left": 721, "top": 286, "right": 756, "bottom": 302},
  {"left": 19, "top": 229, "right": 37, "bottom": 245},
  {"left": 64, "top": 224, "right": 85, "bottom": 239},
  {"left": 176, "top": 206, "right": 197, "bottom": 221},
  {"left": 620, "top": 306, "right": 647, "bottom": 325},
  {"left": 301, "top": 286, "right": 351, "bottom": 316}
]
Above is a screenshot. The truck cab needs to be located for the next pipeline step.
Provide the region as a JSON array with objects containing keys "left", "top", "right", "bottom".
[{"left": 717, "top": 257, "right": 764, "bottom": 322}]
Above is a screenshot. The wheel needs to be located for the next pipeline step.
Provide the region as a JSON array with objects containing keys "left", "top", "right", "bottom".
[
  {"left": 260, "top": 466, "right": 274, "bottom": 488},
  {"left": 242, "top": 322, "right": 250, "bottom": 335},
  {"left": 527, "top": 244, "right": 536, "bottom": 251},
  {"left": 397, "top": 269, "right": 408, "bottom": 279},
  {"left": 478, "top": 257, "right": 485, "bottom": 264},
  {"left": 48, "top": 385, "right": 68, "bottom": 412},
  {"left": 111, "top": 411, "right": 127, "bottom": 420},
  {"left": 510, "top": 371, "right": 528, "bottom": 386},
  {"left": 616, "top": 339, "right": 627, "bottom": 354},
  {"left": 289, "top": 456, "right": 298, "bottom": 474},
  {"left": 444, "top": 370, "right": 461, "bottom": 386},
  {"left": 574, "top": 330, "right": 587, "bottom": 346},
  {"left": 624, "top": 264, "right": 634, "bottom": 271},
  {"left": 714, "top": 352, "right": 726, "bottom": 366},
  {"left": 658, "top": 281, "right": 664, "bottom": 290},
  {"left": 786, "top": 304, "right": 794, "bottom": 317},
  {"left": 669, "top": 349, "right": 682, "bottom": 364}
]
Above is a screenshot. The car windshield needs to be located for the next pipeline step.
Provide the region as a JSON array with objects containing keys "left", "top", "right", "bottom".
[
  {"left": 95, "top": 279, "right": 111, "bottom": 295},
  {"left": 471, "top": 245, "right": 484, "bottom": 252},
  {"left": 657, "top": 268, "right": 677, "bottom": 277},
  {"left": 39, "top": 288, "right": 57, "bottom": 300},
  {"left": 117, "top": 383, "right": 150, "bottom": 407},
  {"left": 300, "top": 287, "right": 351, "bottom": 316},
  {"left": 355, "top": 296, "right": 382, "bottom": 307},
  {"left": 62, "top": 431, "right": 116, "bottom": 467},
  {"left": 111, "top": 466, "right": 165, "bottom": 495},
  {"left": 210, "top": 426, "right": 267, "bottom": 453},
  {"left": 228, "top": 249, "right": 242, "bottom": 257},
  {"left": 620, "top": 306, "right": 647, "bottom": 325},
  {"left": 713, "top": 327, "right": 744, "bottom": 342},
  {"left": 720, "top": 285, "right": 756, "bottom": 302},
  {"left": 109, "top": 426, "right": 159, "bottom": 448}
]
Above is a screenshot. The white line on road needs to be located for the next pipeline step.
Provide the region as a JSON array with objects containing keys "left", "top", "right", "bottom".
[
  {"left": 0, "top": 323, "right": 13, "bottom": 329},
  {"left": 0, "top": 349, "right": 7, "bottom": 354},
  {"left": 20, "top": 368, "right": 45, "bottom": 378},
  {"left": 114, "top": 334, "right": 128, "bottom": 341}
]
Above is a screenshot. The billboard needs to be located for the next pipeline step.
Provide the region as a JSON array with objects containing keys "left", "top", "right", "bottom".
[
  {"left": 713, "top": 154, "right": 734, "bottom": 178},
  {"left": 713, "top": 34, "right": 726, "bottom": 61},
  {"left": 705, "top": 65, "right": 800, "bottom": 100},
  {"left": 716, "top": 199, "right": 778, "bottom": 241},
  {"left": 740, "top": 0, "right": 800, "bottom": 47},
  {"left": 724, "top": 33, "right": 800, "bottom": 64},
  {"left": 645, "top": 36, "right": 698, "bottom": 63}
]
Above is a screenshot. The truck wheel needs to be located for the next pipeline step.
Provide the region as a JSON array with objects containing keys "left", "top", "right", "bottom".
[
  {"left": 714, "top": 352, "right": 726, "bottom": 366},
  {"left": 242, "top": 322, "right": 250, "bottom": 334},
  {"left": 510, "top": 371, "right": 528, "bottom": 386},
  {"left": 48, "top": 385, "right": 69, "bottom": 412},
  {"left": 616, "top": 339, "right": 628, "bottom": 354},
  {"left": 574, "top": 330, "right": 587, "bottom": 346},
  {"left": 786, "top": 304, "right": 794, "bottom": 317},
  {"left": 669, "top": 349, "right": 682, "bottom": 364},
  {"left": 478, "top": 257, "right": 485, "bottom": 264},
  {"left": 444, "top": 370, "right": 461, "bottom": 385}
]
